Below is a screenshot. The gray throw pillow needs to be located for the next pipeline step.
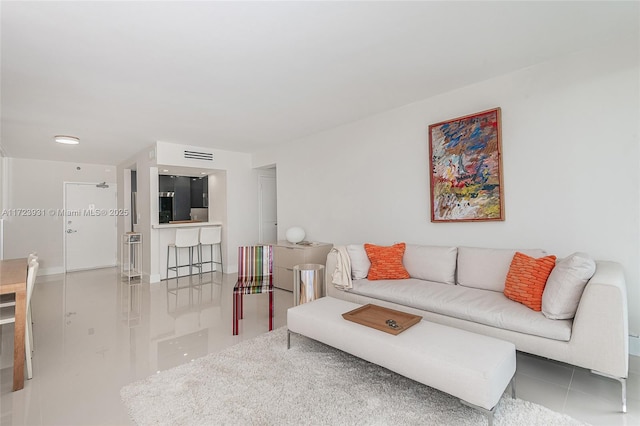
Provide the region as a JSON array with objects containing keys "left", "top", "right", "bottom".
[
  {"left": 542, "top": 252, "right": 596, "bottom": 320},
  {"left": 403, "top": 244, "right": 457, "bottom": 285},
  {"left": 346, "top": 244, "right": 371, "bottom": 280}
]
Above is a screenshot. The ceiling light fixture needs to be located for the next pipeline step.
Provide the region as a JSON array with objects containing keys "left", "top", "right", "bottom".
[{"left": 54, "top": 135, "right": 80, "bottom": 145}]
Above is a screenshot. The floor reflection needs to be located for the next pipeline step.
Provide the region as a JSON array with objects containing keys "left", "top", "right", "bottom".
[
  {"left": 165, "top": 273, "right": 221, "bottom": 316},
  {"left": 157, "top": 329, "right": 209, "bottom": 371},
  {"left": 120, "top": 278, "right": 142, "bottom": 328}
]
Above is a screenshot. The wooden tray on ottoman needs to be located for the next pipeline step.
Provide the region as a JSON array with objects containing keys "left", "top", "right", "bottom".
[{"left": 342, "top": 304, "right": 422, "bottom": 335}]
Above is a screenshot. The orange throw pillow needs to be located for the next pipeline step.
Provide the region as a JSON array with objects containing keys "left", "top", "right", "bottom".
[
  {"left": 504, "top": 252, "right": 557, "bottom": 311},
  {"left": 364, "top": 243, "right": 410, "bottom": 280}
]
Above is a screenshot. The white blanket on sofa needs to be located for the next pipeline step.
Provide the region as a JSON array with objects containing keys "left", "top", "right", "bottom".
[{"left": 330, "top": 246, "right": 352, "bottom": 290}]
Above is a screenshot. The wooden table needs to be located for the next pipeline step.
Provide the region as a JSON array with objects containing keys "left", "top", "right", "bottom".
[{"left": 0, "top": 258, "right": 27, "bottom": 391}]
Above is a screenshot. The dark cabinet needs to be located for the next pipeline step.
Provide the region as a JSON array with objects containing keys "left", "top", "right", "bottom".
[
  {"left": 158, "top": 175, "right": 175, "bottom": 223},
  {"left": 173, "top": 176, "right": 191, "bottom": 221},
  {"left": 190, "top": 177, "right": 208, "bottom": 208},
  {"left": 202, "top": 178, "right": 208, "bottom": 207},
  {"left": 159, "top": 175, "right": 174, "bottom": 192},
  {"left": 159, "top": 175, "right": 209, "bottom": 223}
]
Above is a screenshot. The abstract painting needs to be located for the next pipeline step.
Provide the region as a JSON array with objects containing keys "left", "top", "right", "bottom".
[{"left": 428, "top": 108, "right": 504, "bottom": 222}]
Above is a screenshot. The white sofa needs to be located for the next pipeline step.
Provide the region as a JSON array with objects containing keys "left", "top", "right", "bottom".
[{"left": 325, "top": 244, "right": 629, "bottom": 411}]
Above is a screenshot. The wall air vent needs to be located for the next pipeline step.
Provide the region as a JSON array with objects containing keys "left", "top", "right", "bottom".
[{"left": 184, "top": 150, "right": 214, "bottom": 161}]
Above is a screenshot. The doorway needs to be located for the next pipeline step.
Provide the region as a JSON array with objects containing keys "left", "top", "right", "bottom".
[
  {"left": 64, "top": 182, "right": 117, "bottom": 271},
  {"left": 258, "top": 169, "right": 277, "bottom": 243}
]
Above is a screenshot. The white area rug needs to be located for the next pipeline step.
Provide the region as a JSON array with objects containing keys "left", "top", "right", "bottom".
[{"left": 121, "top": 327, "right": 585, "bottom": 425}]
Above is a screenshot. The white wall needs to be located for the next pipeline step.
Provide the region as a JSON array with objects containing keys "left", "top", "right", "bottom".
[
  {"left": 117, "top": 146, "right": 154, "bottom": 281},
  {"left": 4, "top": 158, "right": 116, "bottom": 274},
  {"left": 255, "top": 42, "right": 640, "bottom": 340},
  {"left": 0, "top": 153, "right": 6, "bottom": 259},
  {"left": 0, "top": 152, "right": 4, "bottom": 211}
]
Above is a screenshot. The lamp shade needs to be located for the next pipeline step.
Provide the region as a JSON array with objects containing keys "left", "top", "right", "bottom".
[{"left": 286, "top": 227, "right": 305, "bottom": 244}]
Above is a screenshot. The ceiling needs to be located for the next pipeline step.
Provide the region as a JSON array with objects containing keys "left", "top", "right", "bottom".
[{"left": 2, "top": 1, "right": 638, "bottom": 166}]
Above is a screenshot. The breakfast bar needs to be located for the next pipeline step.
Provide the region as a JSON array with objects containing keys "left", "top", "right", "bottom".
[{"left": 153, "top": 222, "right": 223, "bottom": 279}]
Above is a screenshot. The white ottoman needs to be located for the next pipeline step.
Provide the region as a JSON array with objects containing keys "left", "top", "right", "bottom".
[{"left": 287, "top": 297, "right": 516, "bottom": 425}]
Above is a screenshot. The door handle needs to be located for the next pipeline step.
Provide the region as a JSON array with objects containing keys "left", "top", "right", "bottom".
[{"left": 66, "top": 229, "right": 77, "bottom": 234}]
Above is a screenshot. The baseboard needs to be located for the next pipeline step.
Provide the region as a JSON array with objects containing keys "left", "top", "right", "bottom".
[
  {"left": 149, "top": 273, "right": 161, "bottom": 283},
  {"left": 39, "top": 266, "right": 65, "bottom": 276},
  {"left": 630, "top": 334, "right": 640, "bottom": 357}
]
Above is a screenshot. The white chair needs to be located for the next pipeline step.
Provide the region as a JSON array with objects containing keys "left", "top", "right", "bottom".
[
  {"left": 199, "top": 227, "right": 223, "bottom": 274},
  {"left": 166, "top": 228, "right": 201, "bottom": 279},
  {"left": 0, "top": 258, "right": 38, "bottom": 379},
  {"left": 0, "top": 253, "right": 38, "bottom": 308},
  {"left": 26, "top": 253, "right": 38, "bottom": 352},
  {"left": 0, "top": 294, "right": 15, "bottom": 308}
]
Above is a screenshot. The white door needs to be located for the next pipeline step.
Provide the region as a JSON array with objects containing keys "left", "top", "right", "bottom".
[
  {"left": 258, "top": 174, "right": 277, "bottom": 243},
  {"left": 65, "top": 183, "right": 117, "bottom": 271}
]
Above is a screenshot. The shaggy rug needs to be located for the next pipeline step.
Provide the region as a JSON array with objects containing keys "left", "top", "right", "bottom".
[{"left": 121, "top": 327, "right": 585, "bottom": 425}]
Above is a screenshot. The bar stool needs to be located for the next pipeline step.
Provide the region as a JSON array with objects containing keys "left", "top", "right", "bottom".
[
  {"left": 199, "top": 226, "right": 223, "bottom": 273},
  {"left": 166, "top": 228, "right": 201, "bottom": 279}
]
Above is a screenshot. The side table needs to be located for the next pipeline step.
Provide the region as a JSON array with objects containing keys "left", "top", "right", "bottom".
[
  {"left": 273, "top": 241, "right": 332, "bottom": 293},
  {"left": 121, "top": 232, "right": 142, "bottom": 327},
  {"left": 121, "top": 232, "right": 142, "bottom": 282}
]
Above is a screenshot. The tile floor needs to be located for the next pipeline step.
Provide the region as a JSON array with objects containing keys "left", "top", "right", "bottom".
[{"left": 0, "top": 267, "right": 638, "bottom": 425}]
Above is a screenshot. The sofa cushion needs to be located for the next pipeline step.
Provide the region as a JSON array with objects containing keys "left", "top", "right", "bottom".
[
  {"left": 346, "top": 244, "right": 371, "bottom": 280},
  {"left": 349, "top": 278, "right": 572, "bottom": 341},
  {"left": 542, "top": 252, "right": 596, "bottom": 320},
  {"left": 457, "top": 247, "right": 547, "bottom": 292},
  {"left": 403, "top": 244, "right": 457, "bottom": 285},
  {"left": 504, "top": 252, "right": 557, "bottom": 311},
  {"left": 364, "top": 243, "right": 410, "bottom": 280}
]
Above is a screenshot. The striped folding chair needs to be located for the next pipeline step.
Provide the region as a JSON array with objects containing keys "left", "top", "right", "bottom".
[{"left": 233, "top": 245, "right": 274, "bottom": 335}]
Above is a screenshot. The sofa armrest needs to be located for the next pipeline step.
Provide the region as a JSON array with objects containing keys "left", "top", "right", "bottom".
[{"left": 570, "top": 260, "right": 628, "bottom": 378}]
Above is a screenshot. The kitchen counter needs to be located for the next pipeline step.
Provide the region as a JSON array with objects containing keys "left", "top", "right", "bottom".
[{"left": 153, "top": 221, "right": 222, "bottom": 229}]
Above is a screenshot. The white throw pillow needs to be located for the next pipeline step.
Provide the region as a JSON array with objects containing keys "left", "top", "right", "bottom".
[
  {"left": 403, "top": 244, "right": 457, "bottom": 285},
  {"left": 346, "top": 244, "right": 371, "bottom": 280},
  {"left": 542, "top": 252, "right": 596, "bottom": 320}
]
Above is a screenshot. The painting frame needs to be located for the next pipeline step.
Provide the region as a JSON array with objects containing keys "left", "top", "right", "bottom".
[{"left": 428, "top": 107, "right": 504, "bottom": 223}]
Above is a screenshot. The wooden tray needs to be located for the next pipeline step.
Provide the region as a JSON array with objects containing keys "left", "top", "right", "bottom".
[{"left": 342, "top": 304, "right": 422, "bottom": 335}]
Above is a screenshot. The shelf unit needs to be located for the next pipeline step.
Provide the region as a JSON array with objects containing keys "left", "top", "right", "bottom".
[{"left": 121, "top": 232, "right": 142, "bottom": 282}]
